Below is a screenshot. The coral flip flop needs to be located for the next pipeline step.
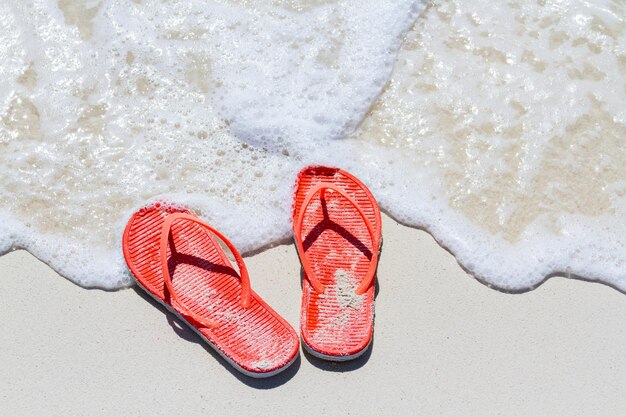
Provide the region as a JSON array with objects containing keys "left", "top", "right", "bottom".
[
  {"left": 122, "top": 202, "right": 299, "bottom": 378},
  {"left": 292, "top": 166, "right": 382, "bottom": 361}
]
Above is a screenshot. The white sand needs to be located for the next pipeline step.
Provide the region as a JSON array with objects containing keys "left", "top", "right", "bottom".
[{"left": 2, "top": 214, "right": 626, "bottom": 416}]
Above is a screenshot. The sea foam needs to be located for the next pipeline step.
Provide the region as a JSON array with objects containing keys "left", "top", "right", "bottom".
[{"left": 1, "top": 0, "right": 625, "bottom": 293}]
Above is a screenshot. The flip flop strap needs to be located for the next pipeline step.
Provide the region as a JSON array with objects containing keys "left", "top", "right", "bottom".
[
  {"left": 159, "top": 212, "right": 252, "bottom": 329},
  {"left": 294, "top": 182, "right": 379, "bottom": 295}
]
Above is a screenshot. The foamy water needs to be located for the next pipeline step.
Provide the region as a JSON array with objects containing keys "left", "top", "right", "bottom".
[{"left": 0, "top": 0, "right": 625, "bottom": 292}]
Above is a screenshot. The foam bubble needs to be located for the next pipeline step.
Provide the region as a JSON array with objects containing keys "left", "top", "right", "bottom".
[
  {"left": 0, "top": 0, "right": 419, "bottom": 287},
  {"left": 1, "top": 0, "right": 625, "bottom": 295},
  {"left": 351, "top": 0, "right": 626, "bottom": 291}
]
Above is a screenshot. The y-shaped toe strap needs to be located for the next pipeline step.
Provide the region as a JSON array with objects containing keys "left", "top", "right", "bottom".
[
  {"left": 294, "top": 183, "right": 379, "bottom": 295},
  {"left": 159, "top": 212, "right": 252, "bottom": 329}
]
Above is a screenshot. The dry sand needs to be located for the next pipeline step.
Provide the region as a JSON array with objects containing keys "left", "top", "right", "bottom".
[{"left": 1, "top": 214, "right": 626, "bottom": 416}]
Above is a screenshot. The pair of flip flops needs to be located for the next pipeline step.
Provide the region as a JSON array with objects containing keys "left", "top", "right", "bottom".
[{"left": 122, "top": 166, "right": 381, "bottom": 378}]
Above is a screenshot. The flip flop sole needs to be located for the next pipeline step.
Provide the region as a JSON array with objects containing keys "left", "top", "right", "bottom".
[
  {"left": 293, "top": 166, "right": 382, "bottom": 360},
  {"left": 123, "top": 203, "right": 299, "bottom": 377},
  {"left": 301, "top": 333, "right": 373, "bottom": 362}
]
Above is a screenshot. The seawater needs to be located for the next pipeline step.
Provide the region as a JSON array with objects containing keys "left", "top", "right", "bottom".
[{"left": 0, "top": 0, "right": 624, "bottom": 292}]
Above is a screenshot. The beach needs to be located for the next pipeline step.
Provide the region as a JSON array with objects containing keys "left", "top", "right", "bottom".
[
  {"left": 1, "top": 1, "right": 625, "bottom": 415},
  {"left": 3, "top": 214, "right": 626, "bottom": 416}
]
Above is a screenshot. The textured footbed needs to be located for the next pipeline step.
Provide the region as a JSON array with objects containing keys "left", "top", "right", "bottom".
[
  {"left": 292, "top": 166, "right": 382, "bottom": 359},
  {"left": 122, "top": 203, "right": 299, "bottom": 376}
]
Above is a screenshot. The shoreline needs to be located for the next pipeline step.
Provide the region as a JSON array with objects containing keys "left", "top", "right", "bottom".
[{"left": 2, "top": 214, "right": 626, "bottom": 416}]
